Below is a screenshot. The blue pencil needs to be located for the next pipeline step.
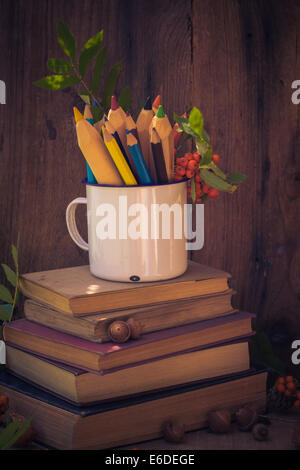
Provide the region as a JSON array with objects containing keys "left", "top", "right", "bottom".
[
  {"left": 84, "top": 109, "right": 97, "bottom": 184},
  {"left": 126, "top": 130, "right": 153, "bottom": 185}
]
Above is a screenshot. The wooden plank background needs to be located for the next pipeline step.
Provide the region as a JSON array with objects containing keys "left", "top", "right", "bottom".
[{"left": 0, "top": 0, "right": 299, "bottom": 334}]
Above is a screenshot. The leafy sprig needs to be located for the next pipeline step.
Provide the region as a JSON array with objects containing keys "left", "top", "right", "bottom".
[
  {"left": 0, "top": 237, "right": 20, "bottom": 324},
  {"left": 33, "top": 20, "right": 130, "bottom": 122},
  {"left": 174, "top": 107, "right": 247, "bottom": 203}
]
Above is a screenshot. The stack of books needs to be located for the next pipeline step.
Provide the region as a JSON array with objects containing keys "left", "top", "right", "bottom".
[{"left": 0, "top": 261, "right": 267, "bottom": 449}]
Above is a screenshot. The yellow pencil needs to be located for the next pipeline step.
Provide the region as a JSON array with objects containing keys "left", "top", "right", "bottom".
[
  {"left": 76, "top": 120, "right": 123, "bottom": 186},
  {"left": 102, "top": 127, "right": 137, "bottom": 185},
  {"left": 73, "top": 107, "right": 84, "bottom": 123}
]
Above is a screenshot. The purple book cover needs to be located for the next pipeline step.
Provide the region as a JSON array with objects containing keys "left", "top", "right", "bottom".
[{"left": 5, "top": 312, "right": 255, "bottom": 374}]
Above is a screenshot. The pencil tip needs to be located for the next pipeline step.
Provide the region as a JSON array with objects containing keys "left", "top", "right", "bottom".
[
  {"left": 104, "top": 115, "right": 108, "bottom": 122},
  {"left": 156, "top": 104, "right": 165, "bottom": 118},
  {"left": 73, "top": 107, "right": 84, "bottom": 123},
  {"left": 144, "top": 96, "right": 152, "bottom": 110},
  {"left": 152, "top": 95, "right": 161, "bottom": 109},
  {"left": 111, "top": 95, "right": 118, "bottom": 111},
  {"left": 126, "top": 129, "right": 130, "bottom": 134}
]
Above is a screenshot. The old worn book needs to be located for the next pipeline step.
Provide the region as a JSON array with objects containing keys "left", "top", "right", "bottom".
[
  {"left": 24, "top": 290, "right": 235, "bottom": 342},
  {"left": 6, "top": 333, "right": 251, "bottom": 404},
  {"left": 3, "top": 313, "right": 253, "bottom": 373},
  {"left": 19, "top": 261, "right": 231, "bottom": 315},
  {"left": 0, "top": 369, "right": 267, "bottom": 449}
]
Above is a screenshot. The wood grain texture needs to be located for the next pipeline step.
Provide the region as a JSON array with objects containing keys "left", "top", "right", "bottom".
[{"left": 0, "top": 0, "right": 299, "bottom": 336}]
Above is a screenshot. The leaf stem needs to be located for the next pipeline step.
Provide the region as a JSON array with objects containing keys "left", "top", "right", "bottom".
[{"left": 69, "top": 61, "right": 101, "bottom": 107}]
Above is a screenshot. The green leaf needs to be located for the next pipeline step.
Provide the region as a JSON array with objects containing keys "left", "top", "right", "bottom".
[
  {"left": 102, "top": 62, "right": 123, "bottom": 109},
  {"left": 173, "top": 113, "right": 189, "bottom": 131},
  {"left": 190, "top": 177, "right": 196, "bottom": 204},
  {"left": 11, "top": 244, "right": 18, "bottom": 270},
  {"left": 201, "top": 168, "right": 236, "bottom": 192},
  {"left": 33, "top": 75, "right": 80, "bottom": 90},
  {"left": 210, "top": 162, "right": 227, "bottom": 181},
  {"left": 228, "top": 172, "right": 248, "bottom": 184},
  {"left": 196, "top": 139, "right": 209, "bottom": 155},
  {"left": 1, "top": 264, "right": 17, "bottom": 287},
  {"left": 57, "top": 20, "right": 76, "bottom": 63},
  {"left": 78, "top": 91, "right": 90, "bottom": 105},
  {"left": 90, "top": 47, "right": 107, "bottom": 94},
  {"left": 202, "top": 128, "right": 210, "bottom": 144},
  {"left": 1, "top": 417, "right": 33, "bottom": 450},
  {"left": 47, "top": 58, "right": 72, "bottom": 74},
  {"left": 118, "top": 86, "right": 131, "bottom": 112},
  {"left": 0, "top": 421, "right": 19, "bottom": 449},
  {"left": 181, "top": 122, "right": 199, "bottom": 139},
  {"left": 200, "top": 149, "right": 212, "bottom": 166},
  {"left": 90, "top": 105, "right": 103, "bottom": 122},
  {"left": 189, "top": 107, "right": 204, "bottom": 138},
  {"left": 201, "top": 194, "right": 208, "bottom": 204},
  {"left": 0, "top": 285, "right": 13, "bottom": 304},
  {"left": 79, "top": 30, "right": 104, "bottom": 78},
  {"left": 0, "top": 304, "right": 11, "bottom": 322}
]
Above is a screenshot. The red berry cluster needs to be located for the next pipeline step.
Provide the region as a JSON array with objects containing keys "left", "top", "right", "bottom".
[
  {"left": 174, "top": 152, "right": 220, "bottom": 203},
  {"left": 276, "top": 376, "right": 300, "bottom": 409}
]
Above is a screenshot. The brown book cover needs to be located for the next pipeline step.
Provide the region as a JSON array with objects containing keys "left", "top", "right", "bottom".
[
  {"left": 19, "top": 261, "right": 231, "bottom": 315},
  {"left": 0, "top": 369, "right": 267, "bottom": 449},
  {"left": 24, "top": 289, "right": 235, "bottom": 342}
]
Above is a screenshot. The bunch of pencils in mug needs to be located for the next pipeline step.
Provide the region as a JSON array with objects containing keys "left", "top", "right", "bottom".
[{"left": 73, "top": 95, "right": 176, "bottom": 186}]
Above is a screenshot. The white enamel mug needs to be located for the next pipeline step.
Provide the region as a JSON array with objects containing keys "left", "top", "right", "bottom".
[{"left": 66, "top": 180, "right": 189, "bottom": 282}]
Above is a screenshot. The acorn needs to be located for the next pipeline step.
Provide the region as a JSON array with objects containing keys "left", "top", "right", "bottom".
[
  {"left": 235, "top": 406, "right": 258, "bottom": 431},
  {"left": 9, "top": 412, "right": 36, "bottom": 447},
  {"left": 162, "top": 419, "right": 185, "bottom": 443},
  {"left": 252, "top": 423, "right": 268, "bottom": 441},
  {"left": 126, "top": 318, "right": 143, "bottom": 340},
  {"left": 108, "top": 320, "right": 131, "bottom": 343},
  {"left": 207, "top": 409, "right": 231, "bottom": 433}
]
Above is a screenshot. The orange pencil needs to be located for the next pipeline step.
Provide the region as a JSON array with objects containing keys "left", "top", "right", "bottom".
[
  {"left": 152, "top": 95, "right": 161, "bottom": 114},
  {"left": 107, "top": 95, "right": 128, "bottom": 155}
]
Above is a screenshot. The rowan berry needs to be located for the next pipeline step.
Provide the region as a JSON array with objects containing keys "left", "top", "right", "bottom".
[
  {"left": 196, "top": 196, "right": 202, "bottom": 203},
  {"left": 194, "top": 172, "right": 202, "bottom": 183},
  {"left": 277, "top": 377, "right": 285, "bottom": 385},
  {"left": 296, "top": 391, "right": 300, "bottom": 400},
  {"left": 187, "top": 160, "right": 198, "bottom": 171},
  {"left": 202, "top": 184, "right": 210, "bottom": 194},
  {"left": 185, "top": 153, "right": 193, "bottom": 161},
  {"left": 212, "top": 154, "right": 220, "bottom": 164},
  {"left": 176, "top": 157, "right": 188, "bottom": 167},
  {"left": 286, "top": 382, "right": 296, "bottom": 393},
  {"left": 276, "top": 384, "right": 285, "bottom": 393},
  {"left": 294, "top": 400, "right": 300, "bottom": 410},
  {"left": 285, "top": 390, "right": 292, "bottom": 397},
  {"left": 208, "top": 188, "right": 220, "bottom": 198},
  {"left": 174, "top": 174, "right": 184, "bottom": 181},
  {"left": 286, "top": 376, "right": 294, "bottom": 383},
  {"left": 193, "top": 152, "right": 200, "bottom": 163},
  {"left": 176, "top": 165, "right": 186, "bottom": 176},
  {"left": 186, "top": 169, "right": 195, "bottom": 179}
]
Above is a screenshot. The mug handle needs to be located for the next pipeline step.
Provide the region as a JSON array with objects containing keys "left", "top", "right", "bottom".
[{"left": 66, "top": 197, "right": 89, "bottom": 251}]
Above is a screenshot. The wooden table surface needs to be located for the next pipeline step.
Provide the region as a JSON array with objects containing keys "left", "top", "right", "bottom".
[{"left": 19, "top": 413, "right": 299, "bottom": 451}]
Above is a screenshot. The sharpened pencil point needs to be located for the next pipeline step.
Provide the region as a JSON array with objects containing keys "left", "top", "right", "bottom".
[
  {"left": 156, "top": 105, "right": 165, "bottom": 118},
  {"left": 73, "top": 107, "right": 84, "bottom": 123},
  {"left": 144, "top": 96, "right": 152, "bottom": 110},
  {"left": 111, "top": 95, "right": 118, "bottom": 111},
  {"left": 152, "top": 95, "right": 161, "bottom": 110},
  {"left": 126, "top": 129, "right": 130, "bottom": 134}
]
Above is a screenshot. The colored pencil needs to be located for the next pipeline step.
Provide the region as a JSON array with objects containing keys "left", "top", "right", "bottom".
[
  {"left": 152, "top": 95, "right": 161, "bottom": 114},
  {"left": 136, "top": 96, "right": 154, "bottom": 170},
  {"left": 150, "top": 127, "right": 169, "bottom": 184},
  {"left": 125, "top": 112, "right": 139, "bottom": 141},
  {"left": 102, "top": 127, "right": 137, "bottom": 186},
  {"left": 84, "top": 105, "right": 94, "bottom": 121},
  {"left": 76, "top": 120, "right": 123, "bottom": 186},
  {"left": 107, "top": 95, "right": 128, "bottom": 154},
  {"left": 126, "top": 130, "right": 153, "bottom": 185},
  {"left": 105, "top": 117, "right": 141, "bottom": 184},
  {"left": 73, "top": 107, "right": 97, "bottom": 184},
  {"left": 152, "top": 105, "right": 174, "bottom": 181}
]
